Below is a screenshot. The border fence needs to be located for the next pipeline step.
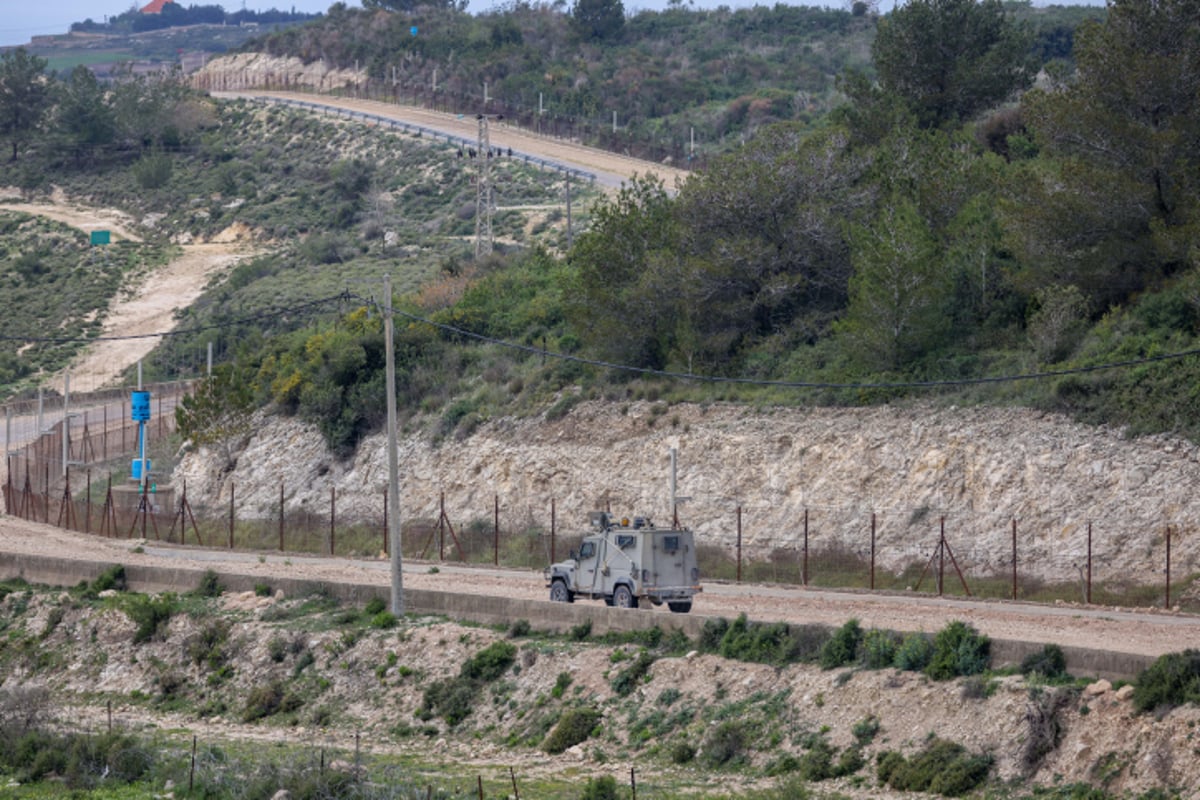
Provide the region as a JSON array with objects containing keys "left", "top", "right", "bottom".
[
  {"left": 3, "top": 382, "right": 188, "bottom": 525},
  {"left": 192, "top": 70, "right": 707, "bottom": 172},
  {"left": 4, "top": 453, "right": 1195, "bottom": 613}
]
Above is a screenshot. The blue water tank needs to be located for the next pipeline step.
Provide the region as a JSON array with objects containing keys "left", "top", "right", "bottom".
[{"left": 131, "top": 459, "right": 152, "bottom": 481}]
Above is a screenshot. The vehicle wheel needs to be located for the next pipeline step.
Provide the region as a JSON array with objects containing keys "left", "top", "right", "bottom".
[
  {"left": 549, "top": 580, "right": 574, "bottom": 603},
  {"left": 604, "top": 595, "right": 615, "bottom": 606},
  {"left": 667, "top": 601, "right": 692, "bottom": 614},
  {"left": 612, "top": 585, "right": 638, "bottom": 609}
]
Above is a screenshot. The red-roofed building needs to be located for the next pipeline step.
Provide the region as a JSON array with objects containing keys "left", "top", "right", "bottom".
[{"left": 140, "top": 0, "right": 177, "bottom": 13}]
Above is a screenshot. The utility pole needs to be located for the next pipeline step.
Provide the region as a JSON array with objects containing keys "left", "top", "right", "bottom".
[
  {"left": 565, "top": 171, "right": 573, "bottom": 248},
  {"left": 475, "top": 114, "right": 501, "bottom": 260},
  {"left": 384, "top": 274, "right": 404, "bottom": 615}
]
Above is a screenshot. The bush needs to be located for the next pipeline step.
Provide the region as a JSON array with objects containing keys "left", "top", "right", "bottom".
[
  {"left": 1132, "top": 649, "right": 1200, "bottom": 713},
  {"left": 543, "top": 706, "right": 601, "bottom": 754},
  {"left": 715, "top": 614, "right": 809, "bottom": 666},
  {"left": 796, "top": 736, "right": 835, "bottom": 781},
  {"left": 580, "top": 775, "right": 619, "bottom": 800},
  {"left": 877, "top": 738, "right": 993, "bottom": 796},
  {"left": 126, "top": 594, "right": 178, "bottom": 644},
  {"left": 193, "top": 569, "right": 223, "bottom": 598},
  {"left": 508, "top": 619, "right": 532, "bottom": 637},
  {"left": 461, "top": 641, "right": 517, "bottom": 682},
  {"left": 669, "top": 741, "right": 696, "bottom": 764},
  {"left": 701, "top": 721, "right": 748, "bottom": 768},
  {"left": 926, "top": 621, "right": 990, "bottom": 680},
  {"left": 370, "top": 611, "right": 398, "bottom": 629},
  {"left": 851, "top": 715, "right": 880, "bottom": 746},
  {"left": 242, "top": 681, "right": 302, "bottom": 722},
  {"left": 610, "top": 651, "right": 655, "bottom": 696},
  {"left": 1021, "top": 644, "right": 1068, "bottom": 680},
  {"left": 819, "top": 618, "right": 863, "bottom": 669},
  {"left": 364, "top": 596, "right": 387, "bottom": 615},
  {"left": 860, "top": 628, "right": 900, "bottom": 669},
  {"left": 90, "top": 564, "right": 127, "bottom": 594},
  {"left": 420, "top": 677, "right": 477, "bottom": 726},
  {"left": 894, "top": 632, "right": 934, "bottom": 671}
]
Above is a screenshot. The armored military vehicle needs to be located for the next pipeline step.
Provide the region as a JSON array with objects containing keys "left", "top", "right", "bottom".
[{"left": 544, "top": 511, "right": 701, "bottom": 612}]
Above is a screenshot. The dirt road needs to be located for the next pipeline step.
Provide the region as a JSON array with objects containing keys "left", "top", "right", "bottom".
[
  {"left": 2, "top": 515, "right": 1196, "bottom": 660},
  {"left": 215, "top": 91, "right": 691, "bottom": 191}
]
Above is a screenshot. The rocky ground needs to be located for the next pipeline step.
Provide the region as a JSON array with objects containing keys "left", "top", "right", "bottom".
[{"left": 1, "top": 574, "right": 1198, "bottom": 800}]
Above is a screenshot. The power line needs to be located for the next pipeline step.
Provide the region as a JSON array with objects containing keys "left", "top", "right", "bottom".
[
  {"left": 0, "top": 293, "right": 350, "bottom": 345},
  {"left": 5, "top": 287, "right": 1196, "bottom": 391},
  {"left": 351, "top": 293, "right": 1200, "bottom": 391}
]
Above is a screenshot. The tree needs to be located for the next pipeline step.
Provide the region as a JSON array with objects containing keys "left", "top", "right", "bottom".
[
  {"left": 835, "top": 198, "right": 951, "bottom": 370},
  {"left": 871, "top": 0, "right": 1034, "bottom": 128},
  {"left": 1011, "top": 0, "right": 1200, "bottom": 309},
  {"left": 0, "top": 48, "right": 51, "bottom": 161},
  {"left": 175, "top": 364, "right": 257, "bottom": 474},
  {"left": 565, "top": 173, "right": 677, "bottom": 367},
  {"left": 55, "top": 65, "right": 116, "bottom": 158},
  {"left": 572, "top": 0, "right": 624, "bottom": 41}
]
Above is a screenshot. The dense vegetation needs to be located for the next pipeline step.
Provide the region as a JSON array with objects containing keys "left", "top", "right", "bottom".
[
  {"left": 6, "top": 0, "right": 1200, "bottom": 457},
  {"left": 246, "top": 0, "right": 1100, "bottom": 163}
]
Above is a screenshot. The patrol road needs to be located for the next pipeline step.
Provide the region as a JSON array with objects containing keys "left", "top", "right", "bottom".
[{"left": 1, "top": 515, "right": 1194, "bottom": 660}]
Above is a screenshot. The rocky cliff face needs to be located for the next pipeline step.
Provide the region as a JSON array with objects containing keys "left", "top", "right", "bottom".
[
  {"left": 174, "top": 401, "right": 1200, "bottom": 589},
  {"left": 190, "top": 53, "right": 364, "bottom": 93}
]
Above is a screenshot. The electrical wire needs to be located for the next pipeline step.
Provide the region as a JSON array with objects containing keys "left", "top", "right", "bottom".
[
  {"left": 0, "top": 292, "right": 351, "bottom": 345},
  {"left": 348, "top": 291, "right": 1200, "bottom": 391},
  {"left": 4, "top": 287, "right": 1197, "bottom": 391}
]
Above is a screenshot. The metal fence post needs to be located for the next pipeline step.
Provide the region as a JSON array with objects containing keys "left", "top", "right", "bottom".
[
  {"left": 870, "top": 512, "right": 876, "bottom": 591},
  {"left": 1011, "top": 518, "right": 1017, "bottom": 601},
  {"left": 330, "top": 487, "right": 336, "bottom": 556},
  {"left": 1165, "top": 525, "right": 1172, "bottom": 609},
  {"left": 279, "top": 482, "right": 285, "bottom": 552},
  {"left": 1087, "top": 521, "right": 1092, "bottom": 604},
  {"left": 736, "top": 506, "right": 742, "bottom": 583},
  {"left": 493, "top": 494, "right": 499, "bottom": 567},
  {"left": 802, "top": 507, "right": 809, "bottom": 587},
  {"left": 228, "top": 482, "right": 235, "bottom": 549}
]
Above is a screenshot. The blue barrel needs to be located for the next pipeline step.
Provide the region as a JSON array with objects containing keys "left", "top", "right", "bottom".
[{"left": 131, "top": 391, "right": 151, "bottom": 421}]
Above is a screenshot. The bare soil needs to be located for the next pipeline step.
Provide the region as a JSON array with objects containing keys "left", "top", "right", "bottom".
[{"left": 3, "top": 515, "right": 1200, "bottom": 798}]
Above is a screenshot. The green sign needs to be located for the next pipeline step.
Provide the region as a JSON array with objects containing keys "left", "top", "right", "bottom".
[{"left": 90, "top": 230, "right": 111, "bottom": 246}]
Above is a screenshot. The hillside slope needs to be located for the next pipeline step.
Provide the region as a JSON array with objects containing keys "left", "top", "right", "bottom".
[{"left": 175, "top": 399, "right": 1200, "bottom": 602}]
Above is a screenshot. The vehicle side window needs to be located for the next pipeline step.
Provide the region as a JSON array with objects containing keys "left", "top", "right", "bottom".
[
  {"left": 616, "top": 535, "right": 635, "bottom": 549},
  {"left": 579, "top": 542, "right": 596, "bottom": 559},
  {"left": 662, "top": 535, "right": 679, "bottom": 553}
]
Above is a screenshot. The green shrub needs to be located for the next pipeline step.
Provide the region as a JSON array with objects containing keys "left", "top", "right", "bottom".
[
  {"left": 461, "top": 641, "right": 517, "bottom": 682},
  {"left": 715, "top": 613, "right": 811, "bottom": 665},
  {"left": 851, "top": 715, "right": 880, "bottom": 746},
  {"left": 193, "top": 569, "right": 223, "bottom": 598},
  {"left": 610, "top": 651, "right": 655, "bottom": 696},
  {"left": 796, "top": 736, "right": 835, "bottom": 781},
  {"left": 835, "top": 745, "right": 866, "bottom": 777},
  {"left": 926, "top": 621, "right": 990, "bottom": 680},
  {"left": 90, "top": 565, "right": 127, "bottom": 594},
  {"left": 242, "top": 681, "right": 302, "bottom": 722},
  {"left": 552, "top": 671, "right": 573, "bottom": 699},
  {"left": 701, "top": 721, "right": 748, "bottom": 768},
  {"left": 877, "top": 738, "right": 993, "bottom": 796},
  {"left": 819, "top": 618, "right": 863, "bottom": 669},
  {"left": 253, "top": 583, "right": 272, "bottom": 597},
  {"left": 1132, "top": 649, "right": 1200, "bottom": 713},
  {"left": 132, "top": 151, "right": 173, "bottom": 189},
  {"left": 570, "top": 620, "right": 593, "bottom": 640},
  {"left": 508, "top": 619, "right": 532, "bottom": 637},
  {"left": 543, "top": 706, "right": 601, "bottom": 754},
  {"left": 580, "top": 775, "right": 619, "bottom": 800},
  {"left": 861, "top": 628, "right": 900, "bottom": 669},
  {"left": 669, "top": 741, "right": 696, "bottom": 764},
  {"left": 126, "top": 594, "right": 178, "bottom": 644},
  {"left": 1021, "top": 644, "right": 1068, "bottom": 680},
  {"left": 894, "top": 632, "right": 934, "bottom": 671},
  {"left": 364, "top": 596, "right": 387, "bottom": 615},
  {"left": 420, "top": 677, "right": 477, "bottom": 726},
  {"left": 369, "top": 611, "right": 398, "bottom": 629},
  {"left": 699, "top": 616, "right": 729, "bottom": 651}
]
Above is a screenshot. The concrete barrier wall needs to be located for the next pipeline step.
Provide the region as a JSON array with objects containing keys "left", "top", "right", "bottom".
[{"left": 0, "top": 551, "right": 1155, "bottom": 682}]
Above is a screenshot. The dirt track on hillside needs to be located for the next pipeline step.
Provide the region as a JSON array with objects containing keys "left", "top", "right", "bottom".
[
  {"left": 214, "top": 91, "right": 690, "bottom": 191},
  {"left": 2, "top": 514, "right": 1196, "bottom": 661}
]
